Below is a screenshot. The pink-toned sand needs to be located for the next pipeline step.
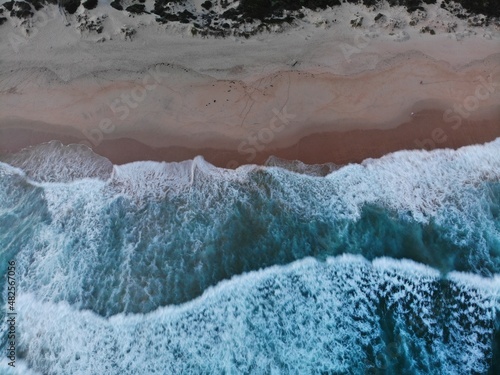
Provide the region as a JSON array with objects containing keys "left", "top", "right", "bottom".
[
  {"left": 1, "top": 109, "right": 498, "bottom": 168},
  {"left": 1, "top": 29, "right": 499, "bottom": 166}
]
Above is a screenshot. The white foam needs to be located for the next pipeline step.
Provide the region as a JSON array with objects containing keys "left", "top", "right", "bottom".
[
  {"left": 5, "top": 139, "right": 499, "bottom": 215},
  {"left": 448, "top": 271, "right": 500, "bottom": 295},
  {"left": 254, "top": 139, "right": 500, "bottom": 270},
  {"left": 0, "top": 360, "right": 43, "bottom": 375},
  {"left": 109, "top": 155, "right": 252, "bottom": 201},
  {"left": 326, "top": 139, "right": 500, "bottom": 221},
  {"left": 0, "top": 161, "right": 27, "bottom": 178},
  {"left": 0, "top": 141, "right": 113, "bottom": 183},
  {"left": 12, "top": 256, "right": 499, "bottom": 375},
  {"left": 6, "top": 139, "right": 500, "bottom": 320}
]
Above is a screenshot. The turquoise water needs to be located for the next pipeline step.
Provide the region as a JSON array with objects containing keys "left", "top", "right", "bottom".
[{"left": 0, "top": 140, "right": 499, "bottom": 374}]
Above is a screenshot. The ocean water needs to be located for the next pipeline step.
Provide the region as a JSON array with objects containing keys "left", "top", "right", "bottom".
[{"left": 0, "top": 139, "right": 499, "bottom": 374}]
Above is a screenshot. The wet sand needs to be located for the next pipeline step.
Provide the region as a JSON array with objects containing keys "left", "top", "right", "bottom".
[{"left": 1, "top": 109, "right": 498, "bottom": 168}]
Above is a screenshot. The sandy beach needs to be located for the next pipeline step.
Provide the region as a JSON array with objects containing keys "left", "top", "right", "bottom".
[
  {"left": 1, "top": 109, "right": 498, "bottom": 167},
  {"left": 0, "top": 2, "right": 499, "bottom": 166},
  {"left": 2, "top": 2, "right": 500, "bottom": 374}
]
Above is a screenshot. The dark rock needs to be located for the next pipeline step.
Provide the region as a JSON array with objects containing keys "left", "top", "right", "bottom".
[
  {"left": 0, "top": 17, "right": 7, "bottom": 25},
  {"left": 374, "top": 13, "right": 385, "bottom": 21}
]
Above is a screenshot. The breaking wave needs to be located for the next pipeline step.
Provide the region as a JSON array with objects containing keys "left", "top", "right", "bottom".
[{"left": 0, "top": 139, "right": 499, "bottom": 374}]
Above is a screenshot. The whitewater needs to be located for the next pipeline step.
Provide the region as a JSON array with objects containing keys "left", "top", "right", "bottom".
[{"left": 0, "top": 139, "right": 499, "bottom": 374}]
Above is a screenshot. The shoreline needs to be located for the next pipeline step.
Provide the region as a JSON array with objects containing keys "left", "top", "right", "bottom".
[
  {"left": 1, "top": 55, "right": 499, "bottom": 153},
  {"left": 1, "top": 2, "right": 499, "bottom": 169},
  {"left": 1, "top": 109, "right": 498, "bottom": 168}
]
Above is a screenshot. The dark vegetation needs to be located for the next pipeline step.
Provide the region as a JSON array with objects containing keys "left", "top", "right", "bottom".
[
  {"left": 153, "top": 0, "right": 197, "bottom": 23},
  {"left": 239, "top": 0, "right": 342, "bottom": 20},
  {"left": 420, "top": 25, "right": 435, "bottom": 34},
  {"left": 7, "top": 1, "right": 33, "bottom": 18},
  {"left": 110, "top": 0, "right": 122, "bottom": 10},
  {"left": 83, "top": 0, "right": 98, "bottom": 10},
  {"left": 237, "top": 0, "right": 499, "bottom": 20},
  {"left": 0, "top": 0, "right": 497, "bottom": 31},
  {"left": 2, "top": 1, "right": 14, "bottom": 11},
  {"left": 60, "top": 0, "right": 81, "bottom": 14},
  {"left": 441, "top": 0, "right": 499, "bottom": 18},
  {"left": 3, "top": 0, "right": 89, "bottom": 14},
  {"left": 201, "top": 0, "right": 213, "bottom": 10},
  {"left": 25, "top": 0, "right": 46, "bottom": 10},
  {"left": 0, "top": 6, "right": 6, "bottom": 25},
  {"left": 126, "top": 4, "right": 146, "bottom": 14}
]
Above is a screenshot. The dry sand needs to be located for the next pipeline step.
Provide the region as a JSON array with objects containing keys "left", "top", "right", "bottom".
[{"left": 0, "top": 3, "right": 499, "bottom": 167}]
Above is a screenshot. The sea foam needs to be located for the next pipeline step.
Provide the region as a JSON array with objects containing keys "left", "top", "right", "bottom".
[
  {"left": 3, "top": 256, "right": 498, "bottom": 375},
  {"left": 1, "top": 139, "right": 499, "bottom": 317},
  {"left": 1, "top": 139, "right": 499, "bottom": 373}
]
